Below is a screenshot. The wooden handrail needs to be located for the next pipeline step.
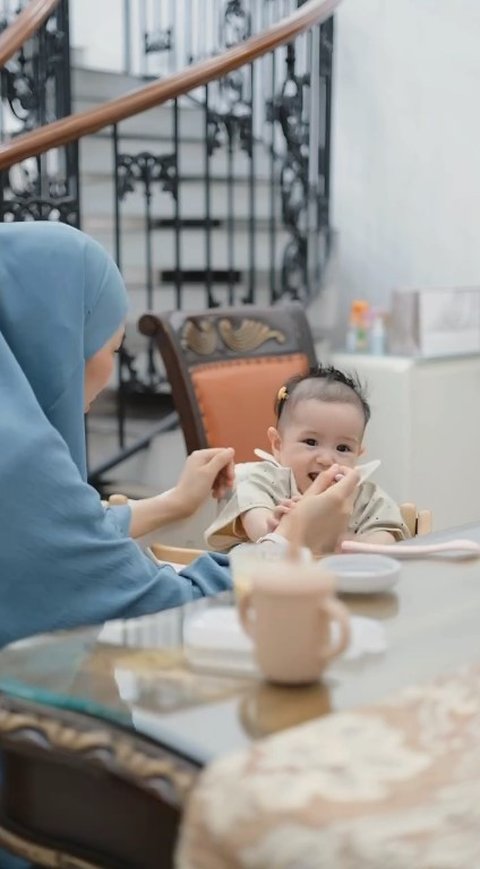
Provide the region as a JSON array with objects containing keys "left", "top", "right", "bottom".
[
  {"left": 0, "top": 0, "right": 61, "bottom": 69},
  {"left": 0, "top": 0, "right": 341, "bottom": 171}
]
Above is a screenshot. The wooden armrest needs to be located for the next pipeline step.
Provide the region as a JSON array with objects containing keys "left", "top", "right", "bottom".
[
  {"left": 416, "top": 510, "right": 432, "bottom": 536},
  {"left": 149, "top": 543, "right": 205, "bottom": 566},
  {"left": 400, "top": 502, "right": 417, "bottom": 537},
  {"left": 108, "top": 493, "right": 130, "bottom": 506}
]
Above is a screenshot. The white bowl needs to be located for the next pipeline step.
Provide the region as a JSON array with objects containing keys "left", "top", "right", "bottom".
[{"left": 322, "top": 554, "right": 401, "bottom": 594}]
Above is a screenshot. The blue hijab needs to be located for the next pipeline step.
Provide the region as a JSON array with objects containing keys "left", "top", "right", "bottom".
[
  {"left": 0, "top": 220, "right": 128, "bottom": 478},
  {"left": 0, "top": 222, "right": 231, "bottom": 648}
]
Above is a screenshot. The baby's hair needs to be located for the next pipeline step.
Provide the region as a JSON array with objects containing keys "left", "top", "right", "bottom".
[{"left": 275, "top": 364, "right": 370, "bottom": 427}]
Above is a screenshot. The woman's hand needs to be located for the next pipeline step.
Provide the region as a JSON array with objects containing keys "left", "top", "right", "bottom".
[
  {"left": 277, "top": 464, "right": 359, "bottom": 557},
  {"left": 172, "top": 447, "right": 235, "bottom": 519},
  {"left": 123, "top": 448, "right": 235, "bottom": 538}
]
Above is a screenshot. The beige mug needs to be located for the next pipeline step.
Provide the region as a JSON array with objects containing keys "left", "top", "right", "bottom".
[{"left": 238, "top": 561, "right": 350, "bottom": 685}]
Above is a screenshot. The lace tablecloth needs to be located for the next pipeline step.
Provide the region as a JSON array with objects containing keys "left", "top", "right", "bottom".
[{"left": 177, "top": 664, "right": 480, "bottom": 868}]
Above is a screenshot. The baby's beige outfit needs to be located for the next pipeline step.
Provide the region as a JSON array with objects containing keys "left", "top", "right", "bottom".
[{"left": 205, "top": 458, "right": 410, "bottom": 551}]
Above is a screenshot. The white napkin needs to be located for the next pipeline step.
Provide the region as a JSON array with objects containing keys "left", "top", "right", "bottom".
[
  {"left": 184, "top": 608, "right": 386, "bottom": 676},
  {"left": 333, "top": 615, "right": 386, "bottom": 660}
]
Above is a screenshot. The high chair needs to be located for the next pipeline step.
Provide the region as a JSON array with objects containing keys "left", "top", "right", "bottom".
[
  {"left": 147, "top": 505, "right": 433, "bottom": 560},
  {"left": 106, "top": 496, "right": 433, "bottom": 564},
  {"left": 138, "top": 302, "right": 317, "bottom": 463}
]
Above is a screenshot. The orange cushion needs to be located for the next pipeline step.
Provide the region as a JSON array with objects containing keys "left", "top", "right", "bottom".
[{"left": 191, "top": 354, "right": 310, "bottom": 462}]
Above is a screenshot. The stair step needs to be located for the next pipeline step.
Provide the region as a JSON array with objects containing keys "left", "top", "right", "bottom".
[
  {"left": 82, "top": 217, "right": 288, "bottom": 271},
  {"left": 81, "top": 175, "right": 278, "bottom": 224},
  {"left": 73, "top": 95, "right": 206, "bottom": 139},
  {"left": 73, "top": 65, "right": 292, "bottom": 315},
  {"left": 72, "top": 66, "right": 157, "bottom": 103},
  {"left": 79, "top": 133, "right": 275, "bottom": 178},
  {"left": 80, "top": 185, "right": 278, "bottom": 224},
  {"left": 122, "top": 274, "right": 270, "bottom": 314},
  {"left": 123, "top": 276, "right": 273, "bottom": 313},
  {"left": 159, "top": 266, "right": 242, "bottom": 281}
]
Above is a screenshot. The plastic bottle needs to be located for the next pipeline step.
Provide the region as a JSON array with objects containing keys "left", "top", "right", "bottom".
[
  {"left": 346, "top": 300, "right": 370, "bottom": 352},
  {"left": 345, "top": 310, "right": 358, "bottom": 353},
  {"left": 369, "top": 308, "right": 386, "bottom": 355}
]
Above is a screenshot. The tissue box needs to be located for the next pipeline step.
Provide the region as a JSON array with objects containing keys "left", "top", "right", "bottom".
[{"left": 389, "top": 287, "right": 480, "bottom": 357}]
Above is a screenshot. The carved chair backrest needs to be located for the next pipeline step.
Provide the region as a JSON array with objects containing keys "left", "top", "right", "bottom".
[{"left": 139, "top": 303, "right": 317, "bottom": 462}]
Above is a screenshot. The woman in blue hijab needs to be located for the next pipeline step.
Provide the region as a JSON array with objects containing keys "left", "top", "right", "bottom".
[
  {"left": 0, "top": 221, "right": 360, "bottom": 868},
  {"left": 0, "top": 220, "right": 359, "bottom": 650},
  {"left": 0, "top": 220, "right": 238, "bottom": 649}
]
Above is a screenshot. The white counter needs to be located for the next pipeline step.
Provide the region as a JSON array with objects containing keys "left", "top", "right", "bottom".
[{"left": 329, "top": 352, "right": 480, "bottom": 531}]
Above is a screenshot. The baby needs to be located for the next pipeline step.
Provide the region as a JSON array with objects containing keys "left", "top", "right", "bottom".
[{"left": 205, "top": 364, "right": 410, "bottom": 551}]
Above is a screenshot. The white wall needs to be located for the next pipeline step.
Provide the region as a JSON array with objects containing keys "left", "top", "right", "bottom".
[{"left": 332, "top": 0, "right": 480, "bottom": 317}]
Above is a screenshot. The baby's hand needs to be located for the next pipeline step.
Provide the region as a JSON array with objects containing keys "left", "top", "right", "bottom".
[{"left": 266, "top": 496, "right": 302, "bottom": 532}]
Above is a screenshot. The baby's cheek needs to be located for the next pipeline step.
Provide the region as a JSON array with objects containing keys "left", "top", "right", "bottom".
[{"left": 299, "top": 473, "right": 317, "bottom": 494}]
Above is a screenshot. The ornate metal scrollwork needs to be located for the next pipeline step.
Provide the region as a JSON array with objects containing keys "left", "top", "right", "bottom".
[
  {"left": 206, "top": 0, "right": 253, "bottom": 159},
  {"left": 116, "top": 151, "right": 178, "bottom": 203},
  {"left": 279, "top": 148, "right": 308, "bottom": 300},
  {"left": 144, "top": 27, "right": 173, "bottom": 56},
  {"left": 0, "top": 0, "right": 79, "bottom": 226},
  {"left": 267, "top": 43, "right": 310, "bottom": 301},
  {"left": 206, "top": 62, "right": 253, "bottom": 159},
  {"left": 115, "top": 151, "right": 179, "bottom": 393},
  {"left": 267, "top": 20, "right": 334, "bottom": 302},
  {"left": 1, "top": 195, "right": 80, "bottom": 225},
  {"left": 222, "top": 0, "right": 251, "bottom": 47},
  {"left": 206, "top": 101, "right": 252, "bottom": 160},
  {"left": 118, "top": 342, "right": 148, "bottom": 396}
]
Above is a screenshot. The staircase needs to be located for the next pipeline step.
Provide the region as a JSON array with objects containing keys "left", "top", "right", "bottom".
[
  {"left": 74, "top": 66, "right": 287, "bottom": 328},
  {"left": 0, "top": 0, "right": 338, "bottom": 488}
]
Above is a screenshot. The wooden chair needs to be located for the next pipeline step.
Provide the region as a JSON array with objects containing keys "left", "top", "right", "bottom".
[
  {"left": 149, "top": 542, "right": 205, "bottom": 565},
  {"left": 400, "top": 503, "right": 432, "bottom": 537},
  {"left": 138, "top": 302, "right": 317, "bottom": 463}
]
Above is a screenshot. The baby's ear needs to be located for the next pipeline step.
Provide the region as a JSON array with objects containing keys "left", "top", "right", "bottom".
[{"left": 267, "top": 426, "right": 282, "bottom": 457}]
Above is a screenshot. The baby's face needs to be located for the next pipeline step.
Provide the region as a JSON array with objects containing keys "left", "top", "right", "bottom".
[{"left": 269, "top": 399, "right": 364, "bottom": 494}]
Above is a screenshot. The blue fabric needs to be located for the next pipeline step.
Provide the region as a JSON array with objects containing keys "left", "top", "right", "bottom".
[
  {"left": 0, "top": 222, "right": 232, "bottom": 649},
  {"left": 0, "top": 848, "right": 31, "bottom": 868},
  {"left": 0, "top": 221, "right": 128, "bottom": 478}
]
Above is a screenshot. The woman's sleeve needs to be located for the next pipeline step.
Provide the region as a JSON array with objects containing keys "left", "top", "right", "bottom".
[
  {"left": 105, "top": 503, "right": 132, "bottom": 536},
  {"left": 0, "top": 421, "right": 231, "bottom": 648}
]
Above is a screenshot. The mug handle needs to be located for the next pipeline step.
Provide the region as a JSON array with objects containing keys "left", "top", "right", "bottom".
[
  {"left": 317, "top": 597, "right": 351, "bottom": 662},
  {"left": 238, "top": 590, "right": 255, "bottom": 639}
]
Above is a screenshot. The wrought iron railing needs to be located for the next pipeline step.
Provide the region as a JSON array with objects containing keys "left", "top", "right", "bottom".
[
  {"left": 0, "top": 0, "right": 340, "bottom": 486},
  {"left": 0, "top": 0, "right": 79, "bottom": 223},
  {"left": 74, "top": 0, "right": 300, "bottom": 80}
]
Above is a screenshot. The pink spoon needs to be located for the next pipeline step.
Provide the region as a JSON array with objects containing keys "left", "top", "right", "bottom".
[{"left": 341, "top": 538, "right": 480, "bottom": 560}]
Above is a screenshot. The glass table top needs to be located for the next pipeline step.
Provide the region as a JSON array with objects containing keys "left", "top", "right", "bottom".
[{"left": 2, "top": 527, "right": 480, "bottom": 766}]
